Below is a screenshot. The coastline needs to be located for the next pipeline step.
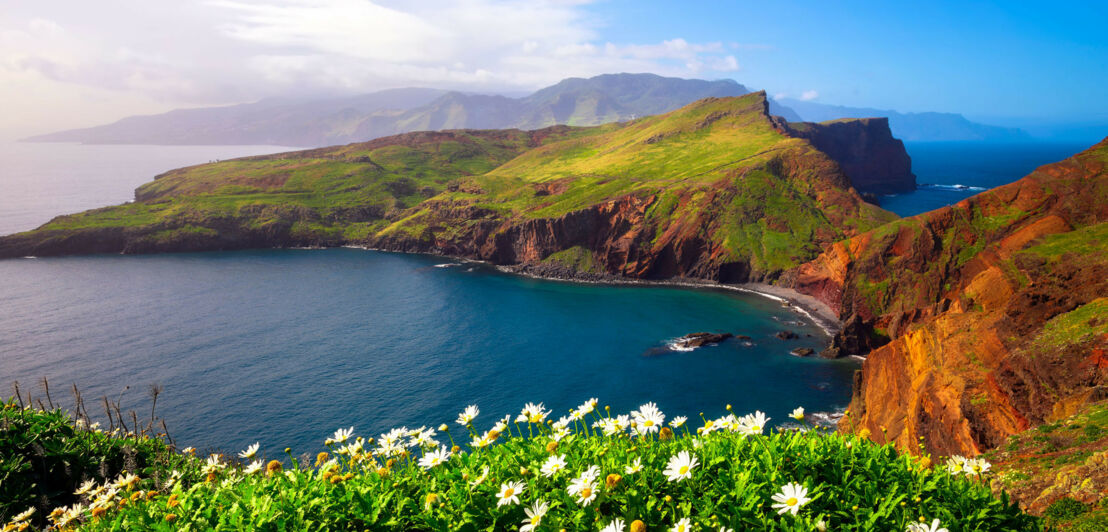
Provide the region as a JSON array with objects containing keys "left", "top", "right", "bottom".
[{"left": 494, "top": 262, "right": 843, "bottom": 337}]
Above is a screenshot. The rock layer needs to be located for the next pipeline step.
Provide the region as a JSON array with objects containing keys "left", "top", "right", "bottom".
[{"left": 785, "top": 137, "right": 1108, "bottom": 456}]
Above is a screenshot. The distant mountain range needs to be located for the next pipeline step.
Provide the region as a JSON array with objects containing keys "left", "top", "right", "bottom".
[
  {"left": 25, "top": 73, "right": 1028, "bottom": 146},
  {"left": 778, "top": 98, "right": 1030, "bottom": 142}
]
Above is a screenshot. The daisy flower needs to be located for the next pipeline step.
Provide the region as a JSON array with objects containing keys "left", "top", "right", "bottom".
[
  {"left": 771, "top": 482, "right": 812, "bottom": 515},
  {"left": 496, "top": 480, "right": 526, "bottom": 507},
  {"left": 457, "top": 405, "right": 479, "bottom": 426},
  {"left": 671, "top": 518, "right": 692, "bottom": 532},
  {"left": 567, "top": 473, "right": 599, "bottom": 506},
  {"left": 243, "top": 460, "right": 263, "bottom": 475},
  {"left": 469, "top": 465, "right": 490, "bottom": 487},
  {"left": 945, "top": 455, "right": 967, "bottom": 474},
  {"left": 578, "top": 398, "right": 599, "bottom": 415},
  {"left": 964, "top": 458, "right": 991, "bottom": 475},
  {"left": 10, "top": 507, "right": 34, "bottom": 523},
  {"left": 521, "top": 402, "right": 551, "bottom": 423},
  {"left": 625, "top": 457, "right": 643, "bottom": 474},
  {"left": 631, "top": 402, "right": 665, "bottom": 434},
  {"left": 74, "top": 479, "right": 97, "bottom": 496},
  {"left": 540, "top": 454, "right": 567, "bottom": 477},
  {"left": 238, "top": 442, "right": 260, "bottom": 459},
  {"left": 907, "top": 518, "right": 949, "bottom": 532},
  {"left": 181, "top": 446, "right": 196, "bottom": 454},
  {"left": 790, "top": 407, "right": 805, "bottom": 421},
  {"left": 520, "top": 500, "right": 549, "bottom": 532},
  {"left": 670, "top": 416, "right": 687, "bottom": 428},
  {"left": 601, "top": 518, "right": 626, "bottom": 532},
  {"left": 418, "top": 445, "right": 452, "bottom": 469},
  {"left": 740, "top": 411, "right": 770, "bottom": 436},
  {"left": 664, "top": 451, "right": 698, "bottom": 482},
  {"left": 330, "top": 427, "right": 354, "bottom": 444}
]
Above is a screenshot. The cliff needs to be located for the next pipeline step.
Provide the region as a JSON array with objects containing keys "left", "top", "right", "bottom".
[
  {"left": 0, "top": 93, "right": 898, "bottom": 285},
  {"left": 785, "top": 118, "right": 916, "bottom": 194},
  {"left": 785, "top": 137, "right": 1108, "bottom": 456}
]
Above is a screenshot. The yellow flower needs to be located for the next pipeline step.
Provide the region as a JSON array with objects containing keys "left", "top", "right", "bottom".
[
  {"left": 164, "top": 513, "right": 177, "bottom": 522},
  {"left": 605, "top": 473, "right": 622, "bottom": 488},
  {"left": 265, "top": 460, "right": 283, "bottom": 475},
  {"left": 630, "top": 520, "right": 647, "bottom": 532},
  {"left": 315, "top": 452, "right": 329, "bottom": 467}
]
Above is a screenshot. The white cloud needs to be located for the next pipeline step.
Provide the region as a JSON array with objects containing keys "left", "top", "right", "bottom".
[
  {"left": 800, "top": 90, "right": 819, "bottom": 101},
  {"left": 0, "top": 0, "right": 773, "bottom": 137}
]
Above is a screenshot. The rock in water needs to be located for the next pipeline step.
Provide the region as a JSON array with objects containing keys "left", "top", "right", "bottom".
[
  {"left": 674, "top": 332, "right": 734, "bottom": 349},
  {"left": 775, "top": 331, "right": 799, "bottom": 340},
  {"left": 790, "top": 347, "right": 815, "bottom": 357}
]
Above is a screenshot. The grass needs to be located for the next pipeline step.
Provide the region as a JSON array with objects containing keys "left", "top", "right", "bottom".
[
  {"left": 1031, "top": 298, "right": 1108, "bottom": 351},
  {"left": 5, "top": 93, "right": 895, "bottom": 281},
  {"left": 2, "top": 398, "right": 1039, "bottom": 531}
]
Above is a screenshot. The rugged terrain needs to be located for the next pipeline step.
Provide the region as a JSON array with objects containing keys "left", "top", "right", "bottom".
[
  {"left": 786, "top": 138, "right": 1108, "bottom": 458},
  {"left": 0, "top": 92, "right": 898, "bottom": 283}
]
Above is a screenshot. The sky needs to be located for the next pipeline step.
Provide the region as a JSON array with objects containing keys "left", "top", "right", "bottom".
[{"left": 1, "top": 0, "right": 1106, "bottom": 141}]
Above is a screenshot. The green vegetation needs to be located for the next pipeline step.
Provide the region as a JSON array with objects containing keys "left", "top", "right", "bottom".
[
  {"left": 4, "top": 93, "right": 895, "bottom": 281},
  {"left": 1031, "top": 298, "right": 1108, "bottom": 351},
  {"left": 1, "top": 399, "right": 1039, "bottom": 531},
  {"left": 1019, "top": 222, "right": 1108, "bottom": 264},
  {"left": 542, "top": 246, "right": 603, "bottom": 274}
]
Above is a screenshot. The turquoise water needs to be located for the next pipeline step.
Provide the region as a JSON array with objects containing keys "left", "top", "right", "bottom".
[
  {"left": 0, "top": 249, "right": 854, "bottom": 458},
  {"left": 880, "top": 141, "right": 1089, "bottom": 217}
]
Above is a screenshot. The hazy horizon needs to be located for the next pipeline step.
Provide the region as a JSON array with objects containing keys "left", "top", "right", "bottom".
[{"left": 2, "top": 1, "right": 1106, "bottom": 142}]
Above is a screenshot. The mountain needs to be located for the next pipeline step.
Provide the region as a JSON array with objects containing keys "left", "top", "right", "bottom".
[
  {"left": 0, "top": 92, "right": 899, "bottom": 283},
  {"left": 779, "top": 98, "right": 1031, "bottom": 142},
  {"left": 24, "top": 88, "right": 450, "bottom": 147},
  {"left": 26, "top": 74, "right": 753, "bottom": 148},
  {"left": 786, "top": 136, "right": 1108, "bottom": 457}
]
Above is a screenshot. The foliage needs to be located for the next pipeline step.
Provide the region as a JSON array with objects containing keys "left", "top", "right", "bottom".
[{"left": 2, "top": 400, "right": 1039, "bottom": 531}]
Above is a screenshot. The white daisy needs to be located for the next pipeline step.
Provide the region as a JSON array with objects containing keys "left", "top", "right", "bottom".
[
  {"left": 739, "top": 411, "right": 770, "bottom": 436},
  {"left": 540, "top": 454, "right": 567, "bottom": 477},
  {"left": 907, "top": 518, "right": 949, "bottom": 532},
  {"left": 74, "top": 479, "right": 97, "bottom": 496},
  {"left": 578, "top": 398, "right": 598, "bottom": 415},
  {"left": 625, "top": 457, "right": 643, "bottom": 474},
  {"left": 631, "top": 402, "right": 665, "bottom": 434},
  {"left": 10, "top": 507, "right": 35, "bottom": 523},
  {"left": 521, "top": 402, "right": 550, "bottom": 424},
  {"left": 964, "top": 458, "right": 991, "bottom": 476},
  {"left": 243, "top": 460, "right": 263, "bottom": 475},
  {"left": 457, "top": 405, "right": 479, "bottom": 426},
  {"left": 945, "top": 455, "right": 967, "bottom": 474},
  {"left": 330, "top": 427, "right": 354, "bottom": 444},
  {"left": 790, "top": 407, "right": 805, "bottom": 421},
  {"left": 418, "top": 445, "right": 452, "bottom": 469},
  {"left": 601, "top": 518, "right": 626, "bottom": 532},
  {"left": 567, "top": 473, "right": 599, "bottom": 506},
  {"left": 496, "top": 480, "right": 526, "bottom": 507},
  {"left": 770, "top": 482, "right": 812, "bottom": 515},
  {"left": 663, "top": 451, "right": 698, "bottom": 482},
  {"left": 670, "top": 416, "right": 687, "bottom": 428},
  {"left": 520, "top": 499, "right": 549, "bottom": 532},
  {"left": 238, "top": 442, "right": 260, "bottom": 459},
  {"left": 469, "top": 465, "right": 490, "bottom": 487},
  {"left": 671, "top": 518, "right": 692, "bottom": 532}
]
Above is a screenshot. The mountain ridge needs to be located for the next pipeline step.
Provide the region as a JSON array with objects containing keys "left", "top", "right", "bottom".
[{"left": 24, "top": 73, "right": 1025, "bottom": 146}]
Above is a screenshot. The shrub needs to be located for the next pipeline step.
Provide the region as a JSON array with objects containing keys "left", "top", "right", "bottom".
[{"left": 4, "top": 400, "right": 1039, "bottom": 531}]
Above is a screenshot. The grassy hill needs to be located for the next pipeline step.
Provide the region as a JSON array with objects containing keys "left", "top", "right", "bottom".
[{"left": 0, "top": 92, "right": 896, "bottom": 283}]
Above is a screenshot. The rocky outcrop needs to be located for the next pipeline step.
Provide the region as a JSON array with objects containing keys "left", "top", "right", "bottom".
[
  {"left": 787, "top": 137, "right": 1108, "bottom": 456},
  {"left": 675, "top": 332, "right": 734, "bottom": 349},
  {"left": 785, "top": 118, "right": 916, "bottom": 194}
]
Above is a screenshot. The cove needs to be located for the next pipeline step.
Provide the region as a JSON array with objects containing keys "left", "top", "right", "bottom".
[{"left": 0, "top": 248, "right": 856, "bottom": 458}]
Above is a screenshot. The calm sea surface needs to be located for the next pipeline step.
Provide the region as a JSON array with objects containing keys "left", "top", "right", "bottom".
[
  {"left": 0, "top": 139, "right": 1090, "bottom": 458},
  {"left": 881, "top": 141, "right": 1088, "bottom": 217}
]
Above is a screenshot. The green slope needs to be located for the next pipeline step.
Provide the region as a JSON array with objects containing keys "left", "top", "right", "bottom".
[{"left": 0, "top": 92, "right": 895, "bottom": 282}]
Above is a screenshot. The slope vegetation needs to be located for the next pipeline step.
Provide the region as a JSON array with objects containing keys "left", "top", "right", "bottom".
[
  {"left": 789, "top": 138, "right": 1108, "bottom": 458},
  {"left": 0, "top": 93, "right": 896, "bottom": 284}
]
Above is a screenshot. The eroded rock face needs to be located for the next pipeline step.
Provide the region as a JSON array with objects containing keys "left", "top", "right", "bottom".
[
  {"left": 785, "top": 118, "right": 916, "bottom": 194},
  {"left": 789, "top": 137, "right": 1108, "bottom": 456}
]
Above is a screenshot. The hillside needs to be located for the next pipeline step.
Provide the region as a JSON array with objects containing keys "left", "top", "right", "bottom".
[
  {"left": 786, "top": 137, "right": 1108, "bottom": 459},
  {"left": 0, "top": 92, "right": 898, "bottom": 284},
  {"left": 26, "top": 74, "right": 752, "bottom": 148},
  {"left": 779, "top": 98, "right": 1031, "bottom": 142}
]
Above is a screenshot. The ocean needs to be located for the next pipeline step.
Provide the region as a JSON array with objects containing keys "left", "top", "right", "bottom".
[
  {"left": 0, "top": 139, "right": 1089, "bottom": 458},
  {"left": 880, "top": 141, "right": 1089, "bottom": 217}
]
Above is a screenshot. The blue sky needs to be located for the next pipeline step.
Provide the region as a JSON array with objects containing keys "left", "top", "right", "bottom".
[
  {"left": 585, "top": 1, "right": 1108, "bottom": 121},
  {"left": 0, "top": 1, "right": 1104, "bottom": 139}
]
